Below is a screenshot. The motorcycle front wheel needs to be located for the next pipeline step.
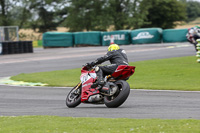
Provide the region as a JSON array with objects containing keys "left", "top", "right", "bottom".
[
  {"left": 66, "top": 83, "right": 82, "bottom": 108},
  {"left": 104, "top": 80, "right": 130, "bottom": 108}
]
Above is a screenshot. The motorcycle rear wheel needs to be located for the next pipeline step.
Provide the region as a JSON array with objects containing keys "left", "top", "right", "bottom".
[
  {"left": 104, "top": 80, "right": 130, "bottom": 108},
  {"left": 66, "top": 84, "right": 81, "bottom": 108}
]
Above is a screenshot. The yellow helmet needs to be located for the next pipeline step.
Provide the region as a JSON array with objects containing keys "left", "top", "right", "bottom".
[{"left": 108, "top": 44, "right": 120, "bottom": 51}]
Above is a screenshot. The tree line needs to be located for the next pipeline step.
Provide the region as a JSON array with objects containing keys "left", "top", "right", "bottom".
[{"left": 0, "top": 0, "right": 199, "bottom": 32}]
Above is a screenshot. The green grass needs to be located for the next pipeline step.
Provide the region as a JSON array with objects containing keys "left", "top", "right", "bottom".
[
  {"left": 128, "top": 56, "right": 200, "bottom": 91},
  {"left": 11, "top": 68, "right": 81, "bottom": 87},
  {"left": 11, "top": 56, "right": 200, "bottom": 91},
  {"left": 0, "top": 116, "right": 199, "bottom": 133}
]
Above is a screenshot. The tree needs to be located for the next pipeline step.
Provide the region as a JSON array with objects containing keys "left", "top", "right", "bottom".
[
  {"left": 28, "top": 0, "right": 68, "bottom": 32},
  {"left": 143, "top": 0, "right": 186, "bottom": 29},
  {"left": 186, "top": 1, "right": 200, "bottom": 22},
  {"left": 0, "top": 0, "right": 13, "bottom": 26},
  {"left": 108, "top": 0, "right": 130, "bottom": 30},
  {"left": 63, "top": 0, "right": 151, "bottom": 31},
  {"left": 126, "top": 0, "right": 151, "bottom": 29},
  {"left": 0, "top": 0, "right": 68, "bottom": 32},
  {"left": 1, "top": 0, "right": 188, "bottom": 32},
  {"left": 62, "top": 0, "right": 110, "bottom": 31},
  {"left": 0, "top": 0, "right": 36, "bottom": 29},
  {"left": 10, "top": 1, "right": 32, "bottom": 29}
]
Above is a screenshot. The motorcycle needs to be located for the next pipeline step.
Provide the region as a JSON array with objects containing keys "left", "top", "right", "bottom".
[
  {"left": 186, "top": 29, "right": 200, "bottom": 51},
  {"left": 66, "top": 64, "right": 135, "bottom": 108}
]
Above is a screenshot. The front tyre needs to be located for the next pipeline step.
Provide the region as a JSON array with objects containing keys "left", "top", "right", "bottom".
[
  {"left": 66, "top": 84, "right": 82, "bottom": 108},
  {"left": 104, "top": 80, "right": 130, "bottom": 108}
]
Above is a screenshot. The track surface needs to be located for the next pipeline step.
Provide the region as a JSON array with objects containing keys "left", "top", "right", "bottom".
[{"left": 0, "top": 43, "right": 200, "bottom": 119}]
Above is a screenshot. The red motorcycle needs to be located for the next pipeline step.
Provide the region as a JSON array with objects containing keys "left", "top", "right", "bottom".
[{"left": 66, "top": 65, "right": 135, "bottom": 108}]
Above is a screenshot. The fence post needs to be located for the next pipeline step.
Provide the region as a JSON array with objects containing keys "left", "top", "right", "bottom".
[{"left": 0, "top": 42, "right": 2, "bottom": 55}]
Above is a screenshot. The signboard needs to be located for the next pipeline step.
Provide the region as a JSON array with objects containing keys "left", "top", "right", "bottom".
[
  {"left": 131, "top": 28, "right": 162, "bottom": 44},
  {"left": 132, "top": 32, "right": 154, "bottom": 40},
  {"left": 101, "top": 31, "right": 131, "bottom": 46}
]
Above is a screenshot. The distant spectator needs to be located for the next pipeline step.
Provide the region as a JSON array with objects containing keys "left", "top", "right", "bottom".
[{"left": 186, "top": 25, "right": 200, "bottom": 51}]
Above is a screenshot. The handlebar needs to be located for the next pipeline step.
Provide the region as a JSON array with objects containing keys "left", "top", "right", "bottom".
[{"left": 82, "top": 63, "right": 95, "bottom": 71}]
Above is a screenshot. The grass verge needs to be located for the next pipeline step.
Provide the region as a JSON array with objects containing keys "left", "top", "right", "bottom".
[
  {"left": 11, "top": 56, "right": 200, "bottom": 91},
  {"left": 0, "top": 116, "right": 199, "bottom": 133}
]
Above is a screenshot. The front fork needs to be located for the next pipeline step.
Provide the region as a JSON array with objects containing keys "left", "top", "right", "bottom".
[{"left": 74, "top": 82, "right": 82, "bottom": 90}]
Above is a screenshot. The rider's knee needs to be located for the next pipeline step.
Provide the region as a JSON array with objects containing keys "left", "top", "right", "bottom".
[{"left": 95, "top": 66, "right": 100, "bottom": 72}]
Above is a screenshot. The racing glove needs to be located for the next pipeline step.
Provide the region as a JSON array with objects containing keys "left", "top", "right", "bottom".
[{"left": 89, "top": 61, "right": 95, "bottom": 67}]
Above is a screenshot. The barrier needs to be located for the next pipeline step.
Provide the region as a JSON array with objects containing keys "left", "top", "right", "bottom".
[
  {"left": 196, "top": 39, "right": 200, "bottom": 63},
  {"left": 41, "top": 28, "right": 191, "bottom": 47},
  {"left": 163, "top": 29, "right": 188, "bottom": 43},
  {"left": 33, "top": 40, "right": 43, "bottom": 47},
  {"left": 101, "top": 30, "right": 131, "bottom": 46},
  {"left": 0, "top": 41, "right": 33, "bottom": 55},
  {"left": 73, "top": 31, "right": 101, "bottom": 46},
  {"left": 32, "top": 40, "right": 38, "bottom": 47},
  {"left": 43, "top": 32, "right": 73, "bottom": 47},
  {"left": 38, "top": 40, "right": 43, "bottom": 46},
  {"left": 131, "top": 28, "right": 162, "bottom": 44}
]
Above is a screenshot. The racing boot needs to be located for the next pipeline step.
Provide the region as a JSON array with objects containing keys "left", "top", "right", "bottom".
[
  {"left": 100, "top": 83, "right": 118, "bottom": 96},
  {"left": 91, "top": 67, "right": 105, "bottom": 88}
]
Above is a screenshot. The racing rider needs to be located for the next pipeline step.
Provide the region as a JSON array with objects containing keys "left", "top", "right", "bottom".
[
  {"left": 87, "top": 44, "right": 129, "bottom": 92},
  {"left": 186, "top": 25, "right": 200, "bottom": 51}
]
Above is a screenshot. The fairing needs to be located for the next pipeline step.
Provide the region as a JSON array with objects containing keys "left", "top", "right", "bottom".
[
  {"left": 111, "top": 65, "right": 135, "bottom": 80},
  {"left": 80, "top": 66, "right": 99, "bottom": 102},
  {"left": 80, "top": 65, "right": 135, "bottom": 102}
]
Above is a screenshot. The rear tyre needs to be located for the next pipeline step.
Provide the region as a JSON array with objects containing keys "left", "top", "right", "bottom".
[
  {"left": 104, "top": 80, "right": 130, "bottom": 108},
  {"left": 66, "top": 84, "right": 81, "bottom": 108}
]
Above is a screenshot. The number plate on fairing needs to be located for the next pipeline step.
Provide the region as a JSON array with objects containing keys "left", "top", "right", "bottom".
[{"left": 80, "top": 73, "right": 96, "bottom": 83}]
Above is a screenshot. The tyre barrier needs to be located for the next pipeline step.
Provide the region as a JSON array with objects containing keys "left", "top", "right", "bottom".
[
  {"left": 0, "top": 41, "right": 33, "bottom": 55},
  {"left": 196, "top": 39, "right": 200, "bottom": 63}
]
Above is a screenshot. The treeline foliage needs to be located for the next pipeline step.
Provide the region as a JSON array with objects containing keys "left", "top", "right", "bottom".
[
  {"left": 0, "top": 0, "right": 198, "bottom": 32},
  {"left": 143, "top": 0, "right": 186, "bottom": 29},
  {"left": 186, "top": 1, "right": 200, "bottom": 22}
]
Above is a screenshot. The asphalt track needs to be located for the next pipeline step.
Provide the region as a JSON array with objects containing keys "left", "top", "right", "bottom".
[{"left": 0, "top": 43, "right": 200, "bottom": 119}]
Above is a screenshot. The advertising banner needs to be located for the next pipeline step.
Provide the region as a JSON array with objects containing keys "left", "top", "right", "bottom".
[
  {"left": 101, "top": 31, "right": 131, "bottom": 46},
  {"left": 131, "top": 28, "right": 162, "bottom": 44}
]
